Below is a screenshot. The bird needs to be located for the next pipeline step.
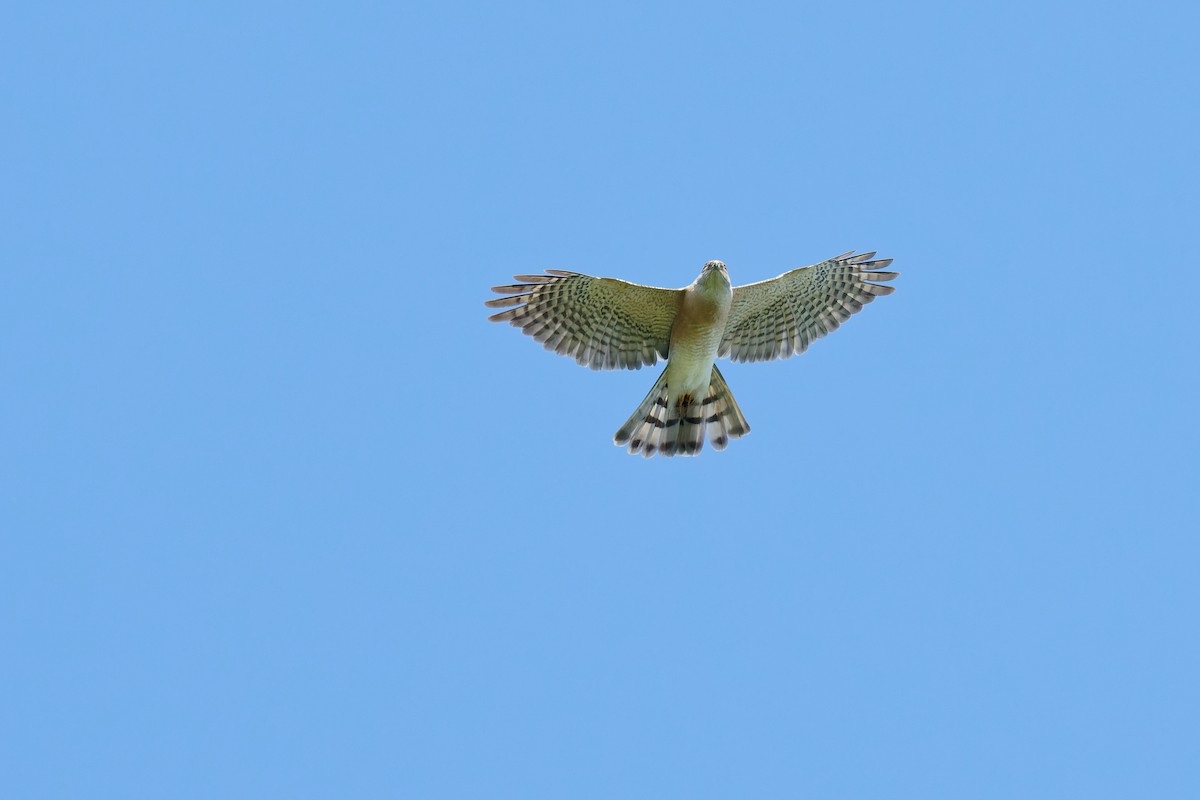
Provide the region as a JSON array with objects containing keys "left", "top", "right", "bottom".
[{"left": 485, "top": 251, "right": 898, "bottom": 457}]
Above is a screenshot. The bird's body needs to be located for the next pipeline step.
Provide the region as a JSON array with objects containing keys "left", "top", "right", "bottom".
[
  {"left": 486, "top": 252, "right": 898, "bottom": 457},
  {"left": 612, "top": 262, "right": 742, "bottom": 456},
  {"left": 665, "top": 264, "right": 731, "bottom": 400}
]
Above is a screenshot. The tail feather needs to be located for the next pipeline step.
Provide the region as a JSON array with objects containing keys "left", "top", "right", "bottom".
[
  {"left": 660, "top": 392, "right": 704, "bottom": 457},
  {"left": 705, "top": 364, "right": 750, "bottom": 451},
  {"left": 613, "top": 365, "right": 750, "bottom": 458},
  {"left": 613, "top": 370, "right": 670, "bottom": 458}
]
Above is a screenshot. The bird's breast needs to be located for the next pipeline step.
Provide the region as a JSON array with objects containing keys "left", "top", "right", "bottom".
[{"left": 666, "top": 284, "right": 730, "bottom": 388}]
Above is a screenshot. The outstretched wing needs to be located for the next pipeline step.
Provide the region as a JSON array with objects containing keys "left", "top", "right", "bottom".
[
  {"left": 720, "top": 251, "right": 899, "bottom": 363},
  {"left": 486, "top": 270, "right": 684, "bottom": 370}
]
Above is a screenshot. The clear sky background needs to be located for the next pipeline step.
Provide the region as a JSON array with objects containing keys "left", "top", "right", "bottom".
[{"left": 3, "top": 1, "right": 1198, "bottom": 797}]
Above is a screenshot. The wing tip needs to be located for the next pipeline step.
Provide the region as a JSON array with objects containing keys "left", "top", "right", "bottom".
[
  {"left": 487, "top": 308, "right": 520, "bottom": 322},
  {"left": 484, "top": 295, "right": 526, "bottom": 308},
  {"left": 491, "top": 283, "right": 532, "bottom": 294}
]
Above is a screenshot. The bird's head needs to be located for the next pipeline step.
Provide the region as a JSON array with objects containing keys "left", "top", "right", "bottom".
[
  {"left": 698, "top": 260, "right": 729, "bottom": 288},
  {"left": 696, "top": 261, "right": 729, "bottom": 292}
]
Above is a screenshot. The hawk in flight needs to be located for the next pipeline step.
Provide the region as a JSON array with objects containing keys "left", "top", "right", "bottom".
[{"left": 486, "top": 251, "right": 898, "bottom": 457}]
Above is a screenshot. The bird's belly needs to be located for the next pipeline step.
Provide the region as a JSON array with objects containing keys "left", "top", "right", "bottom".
[{"left": 666, "top": 323, "right": 723, "bottom": 390}]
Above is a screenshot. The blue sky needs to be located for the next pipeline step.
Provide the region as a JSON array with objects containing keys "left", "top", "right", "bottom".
[{"left": 3, "top": 1, "right": 1198, "bottom": 797}]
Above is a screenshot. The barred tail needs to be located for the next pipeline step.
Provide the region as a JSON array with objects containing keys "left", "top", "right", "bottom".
[
  {"left": 613, "top": 365, "right": 750, "bottom": 458},
  {"left": 613, "top": 368, "right": 672, "bottom": 458},
  {"left": 705, "top": 365, "right": 750, "bottom": 452}
]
